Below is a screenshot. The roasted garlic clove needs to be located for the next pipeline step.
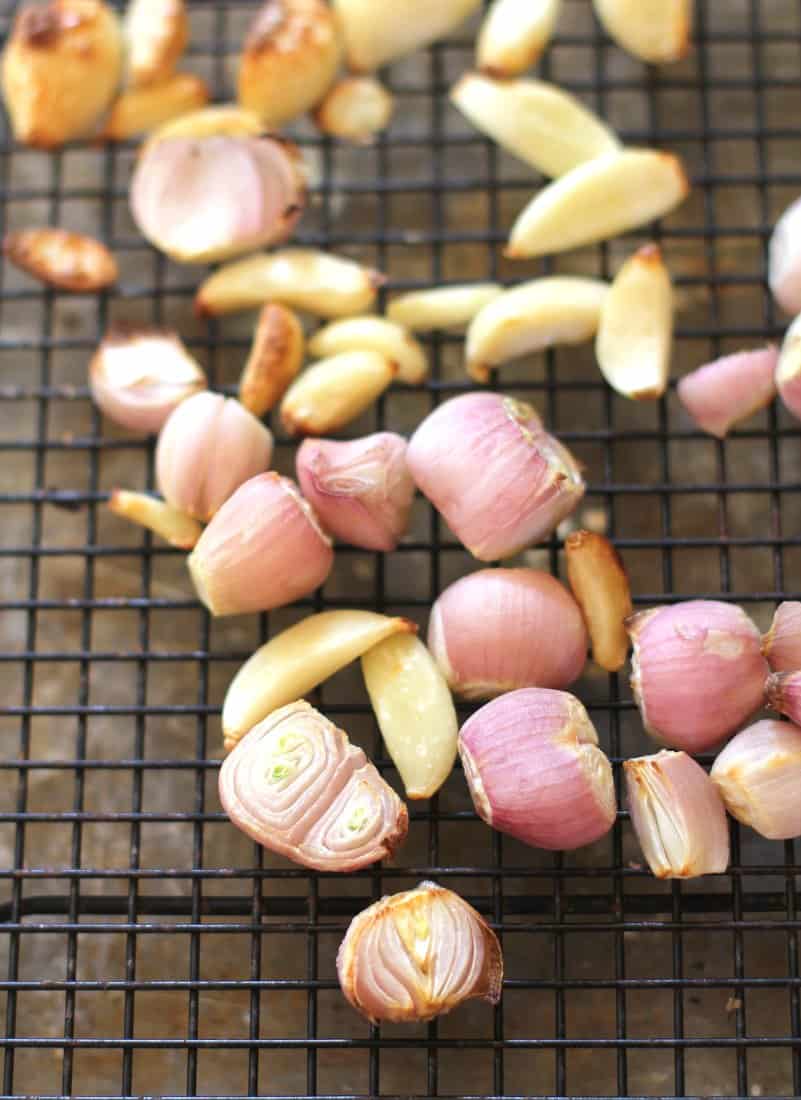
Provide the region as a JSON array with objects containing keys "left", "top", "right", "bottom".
[
  {"left": 4, "top": 228, "right": 117, "bottom": 291},
  {"left": 333, "top": 0, "right": 482, "bottom": 72},
  {"left": 124, "top": 0, "right": 187, "bottom": 87},
  {"left": 476, "top": 0, "right": 561, "bottom": 77},
  {"left": 102, "top": 72, "right": 209, "bottom": 140},
  {"left": 313, "top": 76, "right": 394, "bottom": 143},
  {"left": 592, "top": 0, "right": 691, "bottom": 65},
  {"left": 238, "top": 303, "right": 305, "bottom": 416},
  {"left": 146, "top": 103, "right": 263, "bottom": 143},
  {"left": 308, "top": 316, "right": 428, "bottom": 385},
  {"left": 108, "top": 490, "right": 202, "bottom": 549}
]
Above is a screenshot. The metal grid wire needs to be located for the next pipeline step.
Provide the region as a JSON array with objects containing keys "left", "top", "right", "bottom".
[{"left": 1, "top": 0, "right": 801, "bottom": 1096}]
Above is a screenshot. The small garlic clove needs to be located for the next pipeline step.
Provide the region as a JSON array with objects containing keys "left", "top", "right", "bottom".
[
  {"left": 775, "top": 313, "right": 801, "bottom": 422},
  {"left": 595, "top": 244, "right": 673, "bottom": 401},
  {"left": 458, "top": 688, "right": 617, "bottom": 850},
  {"left": 313, "top": 76, "right": 394, "bottom": 144},
  {"left": 108, "top": 489, "right": 202, "bottom": 549},
  {"left": 451, "top": 73, "right": 619, "bottom": 180},
  {"left": 280, "top": 351, "right": 397, "bottom": 437},
  {"left": 766, "top": 670, "right": 801, "bottom": 726},
  {"left": 155, "top": 391, "right": 273, "bottom": 520},
  {"left": 188, "top": 472, "right": 333, "bottom": 618},
  {"left": 386, "top": 283, "right": 503, "bottom": 332},
  {"left": 565, "top": 530, "right": 632, "bottom": 672},
  {"left": 308, "top": 316, "right": 428, "bottom": 385},
  {"left": 428, "top": 568, "right": 587, "bottom": 699},
  {"left": 627, "top": 600, "right": 768, "bottom": 753},
  {"left": 465, "top": 276, "right": 609, "bottom": 383},
  {"left": 220, "top": 700, "right": 408, "bottom": 872},
  {"left": 147, "top": 103, "right": 263, "bottom": 143},
  {"left": 677, "top": 346, "right": 779, "bottom": 438},
  {"left": 592, "top": 0, "right": 692, "bottom": 65},
  {"left": 124, "top": 0, "right": 187, "bottom": 87},
  {"left": 4, "top": 228, "right": 117, "bottom": 292},
  {"left": 238, "top": 303, "right": 305, "bottom": 416},
  {"left": 362, "top": 634, "right": 458, "bottom": 799},
  {"left": 337, "top": 881, "right": 503, "bottom": 1024},
  {"left": 625, "top": 751, "right": 728, "bottom": 879},
  {"left": 711, "top": 719, "right": 801, "bottom": 841},
  {"left": 296, "top": 433, "right": 415, "bottom": 551},
  {"left": 89, "top": 325, "right": 206, "bottom": 434},
  {"left": 506, "top": 149, "right": 690, "bottom": 260},
  {"left": 476, "top": 0, "right": 561, "bottom": 77},
  {"left": 238, "top": 0, "right": 341, "bottom": 128},
  {"left": 2, "top": 0, "right": 123, "bottom": 148},
  {"left": 332, "top": 0, "right": 482, "bottom": 73},
  {"left": 102, "top": 72, "right": 209, "bottom": 140},
  {"left": 195, "top": 248, "right": 384, "bottom": 318},
  {"left": 222, "top": 611, "right": 417, "bottom": 750},
  {"left": 407, "top": 392, "right": 585, "bottom": 561},
  {"left": 762, "top": 601, "right": 801, "bottom": 673},
  {"left": 769, "top": 195, "right": 801, "bottom": 317}
]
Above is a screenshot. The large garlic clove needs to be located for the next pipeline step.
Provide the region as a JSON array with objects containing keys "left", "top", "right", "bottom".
[
  {"left": 625, "top": 751, "right": 729, "bottom": 880},
  {"left": 506, "top": 149, "right": 690, "bottom": 260},
  {"left": 711, "top": 720, "right": 801, "bottom": 841},
  {"left": 313, "top": 76, "right": 394, "bottom": 144},
  {"left": 219, "top": 701, "right": 407, "bottom": 872},
  {"left": 465, "top": 276, "right": 609, "bottom": 382},
  {"left": 187, "top": 473, "right": 333, "bottom": 617},
  {"left": 280, "top": 351, "right": 397, "bottom": 437},
  {"left": 458, "top": 688, "right": 617, "bottom": 851},
  {"left": 775, "top": 313, "right": 801, "bottom": 422},
  {"left": 451, "top": 73, "right": 619, "bottom": 180},
  {"left": 677, "top": 346, "right": 778, "bottom": 438},
  {"left": 195, "top": 248, "right": 384, "bottom": 318},
  {"left": 565, "top": 531, "right": 632, "bottom": 672},
  {"left": 337, "top": 882, "right": 503, "bottom": 1024},
  {"left": 108, "top": 489, "right": 202, "bottom": 549},
  {"left": 476, "top": 0, "right": 561, "bottom": 77},
  {"left": 769, "top": 195, "right": 801, "bottom": 317},
  {"left": 762, "top": 601, "right": 801, "bottom": 673},
  {"left": 238, "top": 0, "right": 341, "bottom": 129},
  {"left": 2, "top": 0, "right": 123, "bottom": 148},
  {"left": 407, "top": 392, "right": 585, "bottom": 560},
  {"left": 332, "top": 0, "right": 482, "bottom": 73},
  {"left": 102, "top": 72, "right": 209, "bottom": 140},
  {"left": 592, "top": 0, "right": 691, "bottom": 65},
  {"left": 124, "top": 0, "right": 187, "bottom": 87},
  {"left": 296, "top": 433, "right": 415, "bottom": 551},
  {"left": 595, "top": 244, "right": 673, "bottom": 401},
  {"left": 308, "top": 316, "right": 428, "bottom": 385},
  {"left": 362, "top": 634, "right": 458, "bottom": 799},
  {"left": 766, "top": 670, "right": 801, "bottom": 726},
  {"left": 222, "top": 611, "right": 417, "bottom": 750},
  {"left": 131, "top": 134, "right": 306, "bottom": 264},
  {"left": 627, "top": 600, "right": 768, "bottom": 753},
  {"left": 387, "top": 283, "right": 503, "bottom": 332},
  {"left": 89, "top": 325, "right": 206, "bottom": 434},
  {"left": 428, "top": 568, "right": 587, "bottom": 699},
  {"left": 148, "top": 103, "right": 263, "bottom": 143},
  {"left": 4, "top": 228, "right": 117, "bottom": 292},
  {"left": 237, "top": 303, "right": 305, "bottom": 417},
  {"left": 155, "top": 391, "right": 273, "bottom": 521}
]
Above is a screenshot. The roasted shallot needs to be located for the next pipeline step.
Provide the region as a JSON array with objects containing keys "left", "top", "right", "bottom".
[
  {"left": 565, "top": 530, "right": 632, "bottom": 672},
  {"left": 309, "top": 316, "right": 428, "bottom": 385},
  {"left": 762, "top": 601, "right": 801, "bottom": 673},
  {"left": 4, "top": 228, "right": 117, "bottom": 292},
  {"left": 238, "top": 303, "right": 305, "bottom": 416},
  {"left": 677, "top": 346, "right": 778, "bottom": 438},
  {"left": 711, "top": 720, "right": 801, "bottom": 840}
]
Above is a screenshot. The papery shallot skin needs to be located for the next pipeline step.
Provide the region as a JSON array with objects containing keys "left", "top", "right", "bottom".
[
  {"left": 457, "top": 688, "right": 616, "bottom": 851},
  {"left": 711, "top": 720, "right": 801, "bottom": 841},
  {"left": 762, "top": 601, "right": 801, "bottom": 672},
  {"left": 428, "top": 568, "right": 587, "bottom": 699},
  {"left": 406, "top": 392, "right": 584, "bottom": 561},
  {"left": 627, "top": 600, "right": 767, "bottom": 752},
  {"left": 676, "top": 347, "right": 778, "bottom": 438},
  {"left": 296, "top": 433, "right": 415, "bottom": 551},
  {"left": 766, "top": 670, "right": 801, "bottom": 727},
  {"left": 336, "top": 881, "right": 503, "bottom": 1024},
  {"left": 219, "top": 700, "right": 408, "bottom": 872}
]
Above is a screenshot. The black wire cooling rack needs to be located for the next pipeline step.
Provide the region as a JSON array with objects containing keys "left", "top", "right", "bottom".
[{"left": 1, "top": 0, "right": 801, "bottom": 1097}]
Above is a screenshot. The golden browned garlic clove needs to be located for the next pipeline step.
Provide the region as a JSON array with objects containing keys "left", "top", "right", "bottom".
[
  {"left": 313, "top": 76, "right": 394, "bottom": 144},
  {"left": 238, "top": 303, "right": 305, "bottom": 416},
  {"left": 565, "top": 530, "right": 632, "bottom": 672},
  {"left": 108, "top": 489, "right": 202, "bottom": 548},
  {"left": 124, "top": 0, "right": 187, "bottom": 87},
  {"left": 146, "top": 103, "right": 263, "bottom": 145},
  {"left": 4, "top": 228, "right": 117, "bottom": 291},
  {"left": 333, "top": 0, "right": 482, "bottom": 72},
  {"left": 102, "top": 72, "right": 209, "bottom": 140},
  {"left": 280, "top": 351, "right": 397, "bottom": 437}
]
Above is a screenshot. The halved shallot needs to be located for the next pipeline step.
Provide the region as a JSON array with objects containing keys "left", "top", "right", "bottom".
[
  {"left": 711, "top": 720, "right": 801, "bottom": 840},
  {"left": 769, "top": 194, "right": 801, "bottom": 316},
  {"left": 762, "top": 601, "right": 801, "bottom": 673},
  {"left": 565, "top": 531, "right": 632, "bottom": 672},
  {"left": 776, "top": 313, "right": 801, "bottom": 422},
  {"left": 333, "top": 0, "right": 482, "bottom": 72},
  {"left": 476, "top": 0, "right": 561, "bottom": 77},
  {"left": 677, "top": 346, "right": 779, "bottom": 438},
  {"left": 308, "top": 316, "right": 428, "bottom": 385}
]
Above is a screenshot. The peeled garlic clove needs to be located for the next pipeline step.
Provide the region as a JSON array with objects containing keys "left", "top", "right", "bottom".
[
  {"left": 387, "top": 283, "right": 503, "bottom": 332},
  {"left": 156, "top": 391, "right": 273, "bottom": 521},
  {"left": 458, "top": 688, "right": 616, "bottom": 850},
  {"left": 124, "top": 0, "right": 187, "bottom": 86},
  {"left": 428, "top": 568, "right": 587, "bottom": 699},
  {"left": 89, "top": 325, "right": 206, "bottom": 434},
  {"left": 408, "top": 393, "right": 584, "bottom": 561},
  {"left": 108, "top": 489, "right": 201, "bottom": 549},
  {"left": 314, "top": 76, "right": 394, "bottom": 144},
  {"left": 769, "top": 195, "right": 801, "bottom": 316},
  {"left": 506, "top": 149, "right": 690, "bottom": 260},
  {"left": 362, "top": 634, "right": 457, "bottom": 800},
  {"left": 296, "top": 433, "right": 415, "bottom": 551},
  {"left": 711, "top": 719, "right": 801, "bottom": 841},
  {"left": 2, "top": 0, "right": 123, "bottom": 148},
  {"left": 333, "top": 0, "right": 482, "bottom": 73},
  {"left": 627, "top": 600, "right": 768, "bottom": 753},
  {"left": 148, "top": 103, "right": 263, "bottom": 143},
  {"left": 465, "top": 276, "right": 608, "bottom": 383},
  {"left": 595, "top": 245, "right": 673, "bottom": 400},
  {"left": 4, "top": 228, "right": 117, "bottom": 292},
  {"left": 766, "top": 670, "right": 801, "bottom": 726},
  {"left": 762, "top": 602, "right": 801, "bottom": 673},
  {"left": 222, "top": 611, "right": 417, "bottom": 750},
  {"left": 476, "top": 0, "right": 560, "bottom": 76},
  {"left": 220, "top": 700, "right": 407, "bottom": 872},
  {"left": 592, "top": 0, "right": 691, "bottom": 65},
  {"left": 280, "top": 351, "right": 397, "bottom": 437},
  {"left": 238, "top": 303, "right": 304, "bottom": 417},
  {"left": 775, "top": 313, "right": 801, "bottom": 422},
  {"left": 238, "top": 0, "right": 341, "bottom": 128},
  {"left": 338, "top": 881, "right": 503, "bottom": 1024},
  {"left": 308, "top": 317, "right": 427, "bottom": 385},
  {"left": 195, "top": 249, "right": 384, "bottom": 318},
  {"left": 452, "top": 74, "right": 619, "bottom": 180},
  {"left": 188, "top": 473, "right": 333, "bottom": 618},
  {"left": 102, "top": 72, "right": 209, "bottom": 140},
  {"left": 677, "top": 346, "right": 778, "bottom": 438},
  {"left": 565, "top": 530, "right": 632, "bottom": 672}
]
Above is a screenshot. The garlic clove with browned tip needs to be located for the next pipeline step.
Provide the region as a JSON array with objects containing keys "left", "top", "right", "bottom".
[
  {"left": 476, "top": 0, "right": 561, "bottom": 77},
  {"left": 5, "top": 229, "right": 117, "bottom": 292},
  {"left": 565, "top": 530, "right": 632, "bottom": 672},
  {"left": 592, "top": 0, "right": 692, "bottom": 65},
  {"left": 313, "top": 76, "right": 394, "bottom": 144},
  {"left": 308, "top": 317, "right": 428, "bottom": 385},
  {"left": 280, "top": 351, "right": 397, "bottom": 437},
  {"left": 108, "top": 489, "right": 202, "bottom": 549},
  {"left": 333, "top": 0, "right": 482, "bottom": 73},
  {"left": 124, "top": 0, "right": 187, "bottom": 87},
  {"left": 238, "top": 303, "right": 305, "bottom": 417},
  {"left": 102, "top": 72, "right": 209, "bottom": 140}
]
